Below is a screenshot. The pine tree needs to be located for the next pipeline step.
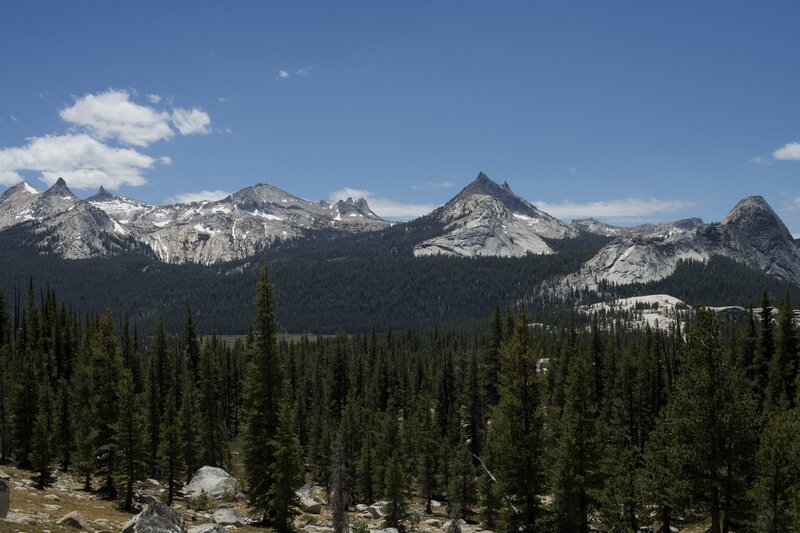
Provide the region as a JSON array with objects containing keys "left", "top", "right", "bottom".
[
  {"left": 476, "top": 424, "right": 502, "bottom": 530},
  {"left": 447, "top": 443, "right": 477, "bottom": 523},
  {"left": 383, "top": 451, "right": 408, "bottom": 531},
  {"left": 30, "top": 386, "right": 54, "bottom": 489},
  {"left": 647, "top": 308, "right": 759, "bottom": 532},
  {"left": 550, "top": 349, "right": 601, "bottom": 533},
  {"left": 180, "top": 306, "right": 201, "bottom": 379},
  {"left": 416, "top": 395, "right": 439, "bottom": 514},
  {"left": 756, "top": 292, "right": 774, "bottom": 408},
  {"left": 267, "top": 401, "right": 303, "bottom": 532},
  {"left": 54, "top": 378, "right": 73, "bottom": 470},
  {"left": 178, "top": 375, "right": 201, "bottom": 484},
  {"left": 159, "top": 391, "right": 181, "bottom": 506},
  {"left": 331, "top": 428, "right": 353, "bottom": 533},
  {"left": 750, "top": 408, "right": 800, "bottom": 532},
  {"left": 115, "top": 372, "right": 147, "bottom": 511},
  {"left": 356, "top": 431, "right": 375, "bottom": 504},
  {"left": 596, "top": 396, "right": 641, "bottom": 532},
  {"left": 483, "top": 303, "right": 503, "bottom": 407},
  {"left": 462, "top": 350, "right": 484, "bottom": 460},
  {"left": 242, "top": 265, "right": 288, "bottom": 522},
  {"left": 145, "top": 356, "right": 161, "bottom": 477},
  {"left": 489, "top": 306, "right": 546, "bottom": 531},
  {"left": 767, "top": 296, "right": 798, "bottom": 411},
  {"left": 88, "top": 312, "right": 124, "bottom": 499},
  {"left": 198, "top": 342, "right": 226, "bottom": 466}
]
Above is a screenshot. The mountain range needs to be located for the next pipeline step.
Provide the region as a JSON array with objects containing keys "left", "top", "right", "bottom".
[
  {"left": 0, "top": 178, "right": 387, "bottom": 263},
  {"left": 2, "top": 172, "right": 800, "bottom": 293}
]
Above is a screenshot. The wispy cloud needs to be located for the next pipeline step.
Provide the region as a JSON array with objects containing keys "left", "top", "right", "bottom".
[
  {"left": 278, "top": 66, "right": 313, "bottom": 79},
  {"left": 217, "top": 96, "right": 229, "bottom": 103},
  {"left": 533, "top": 197, "right": 695, "bottom": 222},
  {"left": 750, "top": 156, "right": 774, "bottom": 166},
  {"left": 330, "top": 187, "right": 437, "bottom": 220},
  {"left": 146, "top": 94, "right": 161, "bottom": 104},
  {"left": 412, "top": 180, "right": 454, "bottom": 191},
  {"left": 9, "top": 114, "right": 18, "bottom": 123},
  {"left": 171, "top": 107, "right": 211, "bottom": 135},
  {"left": 169, "top": 190, "right": 231, "bottom": 204},
  {"left": 568, "top": 167, "right": 578, "bottom": 174},
  {"left": 774, "top": 142, "right": 800, "bottom": 161}
]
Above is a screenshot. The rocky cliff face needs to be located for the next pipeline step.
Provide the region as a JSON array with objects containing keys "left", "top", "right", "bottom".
[
  {"left": 413, "top": 173, "right": 577, "bottom": 257},
  {"left": 560, "top": 196, "right": 800, "bottom": 290},
  {"left": 571, "top": 217, "right": 704, "bottom": 239},
  {"left": 0, "top": 179, "right": 389, "bottom": 263}
]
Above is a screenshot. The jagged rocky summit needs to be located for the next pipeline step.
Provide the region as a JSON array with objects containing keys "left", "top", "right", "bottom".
[
  {"left": 0, "top": 178, "right": 389, "bottom": 264},
  {"left": 4, "top": 175, "right": 800, "bottom": 292},
  {"left": 559, "top": 195, "right": 800, "bottom": 291},
  {"left": 413, "top": 172, "right": 577, "bottom": 257}
]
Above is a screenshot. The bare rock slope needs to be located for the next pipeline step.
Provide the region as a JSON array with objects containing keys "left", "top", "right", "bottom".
[
  {"left": 413, "top": 172, "right": 576, "bottom": 258},
  {"left": 561, "top": 196, "right": 800, "bottom": 290}
]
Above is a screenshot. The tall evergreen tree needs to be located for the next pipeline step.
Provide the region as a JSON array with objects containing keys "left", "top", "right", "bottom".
[
  {"left": 383, "top": 451, "right": 408, "bottom": 532},
  {"left": 242, "top": 265, "right": 288, "bottom": 523},
  {"left": 30, "top": 386, "right": 54, "bottom": 489},
  {"left": 647, "top": 308, "right": 758, "bottom": 532},
  {"left": 550, "top": 349, "right": 601, "bottom": 533},
  {"left": 757, "top": 292, "right": 775, "bottom": 408},
  {"left": 767, "top": 296, "right": 798, "bottom": 411},
  {"left": 489, "top": 306, "right": 546, "bottom": 531},
  {"left": 267, "top": 401, "right": 303, "bottom": 532},
  {"left": 198, "top": 342, "right": 226, "bottom": 466},
  {"left": 88, "top": 312, "right": 124, "bottom": 498},
  {"left": 448, "top": 443, "right": 478, "bottom": 523},
  {"left": 159, "top": 391, "right": 181, "bottom": 506},
  {"left": 750, "top": 408, "right": 800, "bottom": 531},
  {"left": 115, "top": 372, "right": 147, "bottom": 511}
]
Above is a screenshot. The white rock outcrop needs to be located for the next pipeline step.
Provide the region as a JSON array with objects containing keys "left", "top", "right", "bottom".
[{"left": 186, "top": 466, "right": 237, "bottom": 500}]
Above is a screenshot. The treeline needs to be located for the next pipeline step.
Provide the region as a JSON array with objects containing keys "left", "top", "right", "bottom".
[
  {"left": 0, "top": 223, "right": 610, "bottom": 335},
  {"left": 0, "top": 281, "right": 246, "bottom": 511},
  {"left": 596, "top": 256, "right": 800, "bottom": 307},
  {"left": 2, "top": 268, "right": 800, "bottom": 532}
]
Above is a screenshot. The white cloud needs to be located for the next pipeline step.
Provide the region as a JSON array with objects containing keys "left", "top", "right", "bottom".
[
  {"left": 774, "top": 142, "right": 800, "bottom": 161},
  {"left": 217, "top": 96, "right": 229, "bottom": 103},
  {"left": 412, "top": 180, "right": 454, "bottom": 191},
  {"left": 146, "top": 94, "right": 161, "bottom": 104},
  {"left": 533, "top": 197, "right": 695, "bottom": 221},
  {"left": 0, "top": 133, "right": 160, "bottom": 189},
  {"left": 568, "top": 167, "right": 578, "bottom": 174},
  {"left": 169, "top": 190, "right": 231, "bottom": 204},
  {"left": 750, "top": 156, "right": 774, "bottom": 166},
  {"left": 60, "top": 89, "right": 174, "bottom": 147},
  {"left": 783, "top": 195, "right": 800, "bottom": 212},
  {"left": 278, "top": 66, "right": 313, "bottom": 79},
  {"left": 330, "top": 187, "right": 437, "bottom": 220},
  {"left": 171, "top": 107, "right": 211, "bottom": 136},
  {"left": 9, "top": 114, "right": 18, "bottom": 123}
]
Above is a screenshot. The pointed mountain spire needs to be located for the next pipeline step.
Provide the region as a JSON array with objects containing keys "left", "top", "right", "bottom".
[{"left": 45, "top": 177, "right": 76, "bottom": 197}]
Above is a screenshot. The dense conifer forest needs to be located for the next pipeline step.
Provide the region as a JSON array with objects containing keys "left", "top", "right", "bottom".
[{"left": 1, "top": 266, "right": 799, "bottom": 532}]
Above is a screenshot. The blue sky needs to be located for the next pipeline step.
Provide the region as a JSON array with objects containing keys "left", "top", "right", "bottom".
[{"left": 1, "top": 1, "right": 799, "bottom": 229}]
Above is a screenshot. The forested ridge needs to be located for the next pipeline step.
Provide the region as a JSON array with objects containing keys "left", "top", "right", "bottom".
[
  {"left": 0, "top": 224, "right": 611, "bottom": 334},
  {"left": 1, "top": 268, "right": 799, "bottom": 532}
]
